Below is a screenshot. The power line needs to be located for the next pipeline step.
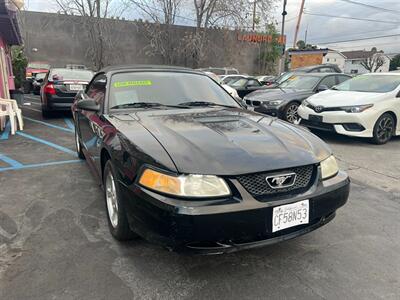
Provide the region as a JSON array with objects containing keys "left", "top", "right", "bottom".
[
  {"left": 337, "top": 0, "right": 400, "bottom": 14},
  {"left": 304, "top": 11, "right": 400, "bottom": 25},
  {"left": 307, "top": 27, "right": 399, "bottom": 43},
  {"left": 315, "top": 33, "right": 400, "bottom": 45}
]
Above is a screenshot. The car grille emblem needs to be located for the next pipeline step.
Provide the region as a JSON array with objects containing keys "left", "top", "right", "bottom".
[
  {"left": 314, "top": 106, "right": 324, "bottom": 113},
  {"left": 266, "top": 173, "right": 297, "bottom": 189}
]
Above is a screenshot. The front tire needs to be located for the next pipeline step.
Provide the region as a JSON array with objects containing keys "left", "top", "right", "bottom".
[
  {"left": 103, "top": 160, "right": 137, "bottom": 241},
  {"left": 371, "top": 113, "right": 395, "bottom": 145},
  {"left": 283, "top": 102, "right": 300, "bottom": 123}
]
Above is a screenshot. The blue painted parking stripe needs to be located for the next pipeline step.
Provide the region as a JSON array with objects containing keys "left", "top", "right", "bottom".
[
  {"left": 64, "top": 118, "right": 75, "bottom": 130},
  {"left": 0, "top": 154, "right": 24, "bottom": 167},
  {"left": 0, "top": 159, "right": 83, "bottom": 172},
  {"left": 16, "top": 132, "right": 77, "bottom": 156},
  {"left": 23, "top": 117, "right": 73, "bottom": 133},
  {"left": 0, "top": 121, "right": 10, "bottom": 140}
]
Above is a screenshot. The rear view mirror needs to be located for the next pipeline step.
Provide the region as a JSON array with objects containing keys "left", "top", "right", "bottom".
[
  {"left": 77, "top": 99, "right": 100, "bottom": 112},
  {"left": 317, "top": 85, "right": 329, "bottom": 92}
]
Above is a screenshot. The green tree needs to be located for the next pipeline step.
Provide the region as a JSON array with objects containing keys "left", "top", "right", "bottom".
[
  {"left": 11, "top": 46, "right": 28, "bottom": 89},
  {"left": 256, "top": 23, "right": 281, "bottom": 74},
  {"left": 389, "top": 54, "right": 400, "bottom": 71}
]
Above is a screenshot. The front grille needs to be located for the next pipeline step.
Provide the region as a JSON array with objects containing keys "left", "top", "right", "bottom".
[
  {"left": 300, "top": 119, "right": 335, "bottom": 132},
  {"left": 245, "top": 99, "right": 261, "bottom": 107},
  {"left": 237, "top": 165, "right": 315, "bottom": 199}
]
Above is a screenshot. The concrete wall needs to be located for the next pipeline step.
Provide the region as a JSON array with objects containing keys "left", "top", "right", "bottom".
[{"left": 20, "top": 11, "right": 271, "bottom": 74}]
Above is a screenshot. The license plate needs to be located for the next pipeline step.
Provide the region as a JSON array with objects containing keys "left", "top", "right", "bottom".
[
  {"left": 272, "top": 200, "right": 309, "bottom": 233},
  {"left": 247, "top": 106, "right": 255, "bottom": 111},
  {"left": 69, "top": 84, "right": 83, "bottom": 91},
  {"left": 309, "top": 114, "right": 323, "bottom": 122}
]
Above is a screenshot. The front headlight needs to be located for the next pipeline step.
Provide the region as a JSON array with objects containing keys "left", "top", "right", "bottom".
[
  {"left": 269, "top": 100, "right": 283, "bottom": 106},
  {"left": 320, "top": 155, "right": 339, "bottom": 179},
  {"left": 342, "top": 104, "right": 373, "bottom": 113},
  {"left": 139, "top": 168, "right": 231, "bottom": 198}
]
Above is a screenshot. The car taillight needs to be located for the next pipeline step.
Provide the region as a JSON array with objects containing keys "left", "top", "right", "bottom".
[{"left": 44, "top": 84, "right": 56, "bottom": 95}]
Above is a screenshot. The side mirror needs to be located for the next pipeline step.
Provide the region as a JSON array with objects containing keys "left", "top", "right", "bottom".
[
  {"left": 77, "top": 98, "right": 100, "bottom": 112},
  {"left": 396, "top": 90, "right": 400, "bottom": 98},
  {"left": 317, "top": 85, "right": 329, "bottom": 92}
]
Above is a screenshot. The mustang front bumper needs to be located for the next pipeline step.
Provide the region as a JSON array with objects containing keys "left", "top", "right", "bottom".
[{"left": 120, "top": 170, "right": 350, "bottom": 254}]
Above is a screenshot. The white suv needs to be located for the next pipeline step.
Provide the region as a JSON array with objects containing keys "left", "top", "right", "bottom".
[{"left": 298, "top": 73, "right": 400, "bottom": 144}]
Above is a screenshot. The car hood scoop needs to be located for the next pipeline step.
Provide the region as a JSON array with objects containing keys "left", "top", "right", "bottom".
[{"left": 129, "top": 108, "right": 330, "bottom": 175}]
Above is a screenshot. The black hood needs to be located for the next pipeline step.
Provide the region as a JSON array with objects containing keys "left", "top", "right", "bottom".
[
  {"left": 245, "top": 88, "right": 314, "bottom": 101},
  {"left": 111, "top": 108, "right": 331, "bottom": 176}
]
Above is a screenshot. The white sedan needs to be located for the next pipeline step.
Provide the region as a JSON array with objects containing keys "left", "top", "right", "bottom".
[{"left": 298, "top": 73, "right": 400, "bottom": 144}]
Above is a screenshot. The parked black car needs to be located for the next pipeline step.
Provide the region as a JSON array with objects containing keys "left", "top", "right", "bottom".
[
  {"left": 244, "top": 73, "right": 351, "bottom": 123},
  {"left": 228, "top": 77, "right": 266, "bottom": 98},
  {"left": 72, "top": 65, "right": 350, "bottom": 254},
  {"left": 264, "top": 64, "right": 343, "bottom": 88},
  {"left": 32, "top": 72, "right": 47, "bottom": 95},
  {"left": 40, "top": 68, "right": 94, "bottom": 117}
]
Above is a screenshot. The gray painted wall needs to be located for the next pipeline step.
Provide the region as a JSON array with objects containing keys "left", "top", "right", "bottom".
[{"left": 20, "top": 11, "right": 270, "bottom": 74}]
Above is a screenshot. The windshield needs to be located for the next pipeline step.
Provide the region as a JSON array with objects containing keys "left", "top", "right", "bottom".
[
  {"left": 35, "top": 73, "right": 47, "bottom": 80},
  {"left": 278, "top": 75, "right": 321, "bottom": 90},
  {"left": 276, "top": 72, "right": 295, "bottom": 84},
  {"left": 109, "top": 72, "right": 241, "bottom": 109},
  {"left": 334, "top": 75, "right": 400, "bottom": 93},
  {"left": 49, "top": 69, "right": 94, "bottom": 81},
  {"left": 230, "top": 78, "right": 248, "bottom": 87}
]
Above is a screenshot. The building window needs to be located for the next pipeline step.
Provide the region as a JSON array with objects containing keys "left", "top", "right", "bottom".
[
  {"left": 327, "top": 58, "right": 330, "bottom": 62},
  {"left": 351, "top": 69, "right": 358, "bottom": 74}
]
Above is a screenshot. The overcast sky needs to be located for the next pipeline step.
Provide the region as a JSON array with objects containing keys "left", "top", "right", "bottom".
[{"left": 25, "top": 0, "right": 400, "bottom": 55}]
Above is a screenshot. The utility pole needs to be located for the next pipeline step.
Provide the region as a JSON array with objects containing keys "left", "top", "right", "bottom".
[
  {"left": 278, "top": 0, "right": 287, "bottom": 75},
  {"left": 293, "top": 0, "right": 306, "bottom": 48},
  {"left": 252, "top": 0, "right": 257, "bottom": 31},
  {"left": 304, "top": 25, "right": 308, "bottom": 44}
]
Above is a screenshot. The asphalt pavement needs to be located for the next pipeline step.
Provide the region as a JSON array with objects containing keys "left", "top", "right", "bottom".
[{"left": 0, "top": 95, "right": 399, "bottom": 300}]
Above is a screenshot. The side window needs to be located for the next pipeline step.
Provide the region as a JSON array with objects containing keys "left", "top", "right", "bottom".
[
  {"left": 336, "top": 75, "right": 350, "bottom": 84},
  {"left": 86, "top": 74, "right": 107, "bottom": 107},
  {"left": 319, "top": 67, "right": 334, "bottom": 73},
  {"left": 247, "top": 79, "right": 260, "bottom": 87},
  {"left": 319, "top": 76, "right": 336, "bottom": 88}
]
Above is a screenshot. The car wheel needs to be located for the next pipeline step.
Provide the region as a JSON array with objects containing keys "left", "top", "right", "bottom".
[
  {"left": 284, "top": 102, "right": 300, "bottom": 123},
  {"left": 74, "top": 127, "right": 85, "bottom": 160},
  {"left": 371, "top": 113, "right": 395, "bottom": 145},
  {"left": 41, "top": 109, "right": 51, "bottom": 119},
  {"left": 103, "top": 160, "right": 137, "bottom": 241}
]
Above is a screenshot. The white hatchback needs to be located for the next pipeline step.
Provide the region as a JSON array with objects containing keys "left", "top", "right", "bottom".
[{"left": 298, "top": 73, "right": 400, "bottom": 144}]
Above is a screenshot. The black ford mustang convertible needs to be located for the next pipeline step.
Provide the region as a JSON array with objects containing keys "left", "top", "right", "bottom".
[{"left": 72, "top": 65, "right": 350, "bottom": 254}]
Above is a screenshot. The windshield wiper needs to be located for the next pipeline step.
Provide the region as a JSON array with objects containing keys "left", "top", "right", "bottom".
[
  {"left": 178, "top": 101, "right": 237, "bottom": 108},
  {"left": 110, "top": 102, "right": 186, "bottom": 109}
]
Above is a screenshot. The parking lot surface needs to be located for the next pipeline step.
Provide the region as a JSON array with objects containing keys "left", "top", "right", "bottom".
[{"left": 1, "top": 95, "right": 399, "bottom": 300}]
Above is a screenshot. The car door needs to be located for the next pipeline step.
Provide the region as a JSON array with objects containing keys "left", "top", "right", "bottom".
[{"left": 77, "top": 74, "right": 107, "bottom": 168}]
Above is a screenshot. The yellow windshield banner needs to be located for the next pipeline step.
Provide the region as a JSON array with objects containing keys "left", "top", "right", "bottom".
[{"left": 114, "top": 80, "right": 153, "bottom": 88}]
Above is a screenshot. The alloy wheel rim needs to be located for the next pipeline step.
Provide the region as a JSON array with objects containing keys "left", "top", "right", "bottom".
[
  {"left": 286, "top": 104, "right": 299, "bottom": 123},
  {"left": 106, "top": 172, "right": 119, "bottom": 228},
  {"left": 377, "top": 116, "right": 393, "bottom": 142}
]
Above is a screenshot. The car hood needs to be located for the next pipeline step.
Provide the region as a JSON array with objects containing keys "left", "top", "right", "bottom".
[
  {"left": 114, "top": 108, "right": 331, "bottom": 175},
  {"left": 307, "top": 89, "right": 386, "bottom": 106},
  {"left": 245, "top": 88, "right": 313, "bottom": 101}
]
